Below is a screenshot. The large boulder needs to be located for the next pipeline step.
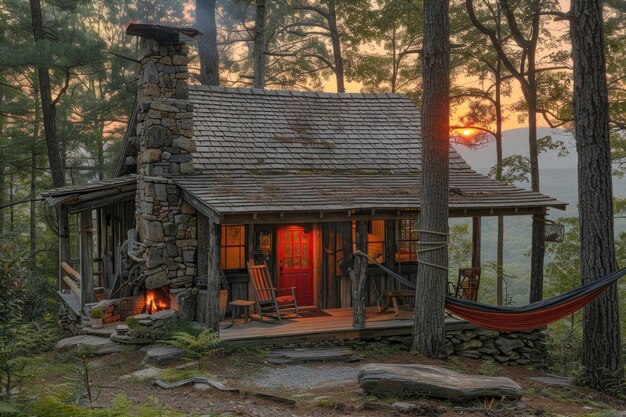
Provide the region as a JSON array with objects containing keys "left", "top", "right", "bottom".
[{"left": 358, "top": 364, "right": 522, "bottom": 402}]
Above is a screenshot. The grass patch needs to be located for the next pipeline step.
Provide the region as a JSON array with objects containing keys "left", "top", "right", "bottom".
[
  {"left": 316, "top": 399, "right": 345, "bottom": 409},
  {"left": 477, "top": 360, "right": 505, "bottom": 376},
  {"left": 354, "top": 343, "right": 404, "bottom": 358},
  {"left": 157, "top": 367, "right": 209, "bottom": 383}
]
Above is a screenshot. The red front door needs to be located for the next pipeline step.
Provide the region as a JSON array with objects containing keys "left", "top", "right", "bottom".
[{"left": 277, "top": 225, "right": 314, "bottom": 306}]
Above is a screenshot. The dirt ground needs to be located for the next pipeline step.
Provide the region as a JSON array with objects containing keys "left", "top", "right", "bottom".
[{"left": 27, "top": 347, "right": 626, "bottom": 417}]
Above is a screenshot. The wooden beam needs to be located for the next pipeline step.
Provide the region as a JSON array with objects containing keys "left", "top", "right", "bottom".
[
  {"left": 206, "top": 213, "right": 222, "bottom": 332},
  {"left": 61, "top": 261, "right": 80, "bottom": 282},
  {"left": 79, "top": 210, "right": 94, "bottom": 309},
  {"left": 351, "top": 220, "right": 368, "bottom": 330},
  {"left": 222, "top": 206, "right": 551, "bottom": 225},
  {"left": 67, "top": 191, "right": 136, "bottom": 213},
  {"left": 63, "top": 276, "right": 81, "bottom": 299},
  {"left": 471, "top": 217, "right": 481, "bottom": 268},
  {"left": 530, "top": 214, "right": 545, "bottom": 302},
  {"left": 384, "top": 220, "right": 397, "bottom": 271},
  {"left": 58, "top": 205, "right": 70, "bottom": 292}
]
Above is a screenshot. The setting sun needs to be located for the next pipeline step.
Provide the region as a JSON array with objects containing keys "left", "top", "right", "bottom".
[{"left": 462, "top": 128, "right": 472, "bottom": 137}]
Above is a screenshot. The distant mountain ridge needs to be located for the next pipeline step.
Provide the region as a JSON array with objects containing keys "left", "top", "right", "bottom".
[{"left": 452, "top": 127, "right": 626, "bottom": 221}]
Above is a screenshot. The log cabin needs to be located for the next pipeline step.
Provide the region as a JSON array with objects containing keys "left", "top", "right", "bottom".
[{"left": 42, "top": 23, "right": 566, "bottom": 345}]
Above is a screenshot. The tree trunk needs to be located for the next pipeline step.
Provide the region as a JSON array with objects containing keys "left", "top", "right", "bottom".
[
  {"left": 351, "top": 220, "right": 368, "bottom": 329},
  {"left": 30, "top": 120, "right": 38, "bottom": 273},
  {"left": 29, "top": 0, "right": 65, "bottom": 188},
  {"left": 527, "top": 52, "right": 545, "bottom": 303},
  {"left": 412, "top": 0, "right": 449, "bottom": 358},
  {"left": 196, "top": 0, "right": 220, "bottom": 86},
  {"left": 253, "top": 0, "right": 267, "bottom": 89},
  {"left": 571, "top": 0, "right": 623, "bottom": 389},
  {"left": 325, "top": 0, "right": 345, "bottom": 93},
  {"left": 206, "top": 215, "right": 222, "bottom": 331},
  {"left": 0, "top": 92, "right": 5, "bottom": 237},
  {"left": 494, "top": 59, "right": 504, "bottom": 305}
]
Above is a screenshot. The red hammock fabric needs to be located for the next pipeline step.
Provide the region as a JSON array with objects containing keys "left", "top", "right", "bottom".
[
  {"left": 445, "top": 288, "right": 605, "bottom": 332},
  {"left": 355, "top": 250, "right": 626, "bottom": 332}
]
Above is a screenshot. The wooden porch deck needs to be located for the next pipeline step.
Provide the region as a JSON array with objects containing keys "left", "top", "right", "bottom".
[{"left": 219, "top": 307, "right": 473, "bottom": 347}]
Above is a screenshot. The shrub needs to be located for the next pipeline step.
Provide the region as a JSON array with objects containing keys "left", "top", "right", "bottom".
[
  {"left": 125, "top": 316, "right": 140, "bottom": 329},
  {"left": 90, "top": 308, "right": 105, "bottom": 319}
]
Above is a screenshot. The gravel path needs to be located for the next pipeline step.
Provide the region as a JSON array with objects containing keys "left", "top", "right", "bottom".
[{"left": 245, "top": 364, "right": 360, "bottom": 389}]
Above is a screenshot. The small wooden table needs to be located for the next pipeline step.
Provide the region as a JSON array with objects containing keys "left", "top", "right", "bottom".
[
  {"left": 229, "top": 300, "right": 256, "bottom": 325},
  {"left": 378, "top": 290, "right": 415, "bottom": 316}
]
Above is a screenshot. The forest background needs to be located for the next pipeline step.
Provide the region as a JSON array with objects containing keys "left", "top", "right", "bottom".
[{"left": 0, "top": 0, "right": 625, "bottom": 382}]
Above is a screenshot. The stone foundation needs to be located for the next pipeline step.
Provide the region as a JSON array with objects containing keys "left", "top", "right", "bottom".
[
  {"left": 248, "top": 324, "right": 549, "bottom": 367},
  {"left": 445, "top": 327, "right": 548, "bottom": 366}
]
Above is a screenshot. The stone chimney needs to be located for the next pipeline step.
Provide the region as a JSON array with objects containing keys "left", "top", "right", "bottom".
[{"left": 126, "top": 23, "right": 199, "bottom": 305}]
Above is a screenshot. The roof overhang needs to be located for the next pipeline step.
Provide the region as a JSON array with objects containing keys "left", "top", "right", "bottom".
[
  {"left": 41, "top": 176, "right": 137, "bottom": 213},
  {"left": 174, "top": 172, "right": 567, "bottom": 224}
]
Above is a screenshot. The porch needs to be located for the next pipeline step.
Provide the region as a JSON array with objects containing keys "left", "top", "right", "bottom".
[{"left": 219, "top": 307, "right": 473, "bottom": 347}]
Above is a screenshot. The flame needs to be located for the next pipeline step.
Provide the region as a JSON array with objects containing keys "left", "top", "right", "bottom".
[{"left": 145, "top": 290, "right": 168, "bottom": 314}]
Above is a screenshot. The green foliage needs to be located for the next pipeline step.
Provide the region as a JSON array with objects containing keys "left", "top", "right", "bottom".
[
  {"left": 0, "top": 246, "right": 58, "bottom": 398},
  {"left": 125, "top": 316, "right": 140, "bottom": 330},
  {"left": 448, "top": 223, "right": 472, "bottom": 275},
  {"left": 545, "top": 217, "right": 626, "bottom": 376},
  {"left": 66, "top": 346, "right": 99, "bottom": 405},
  {"left": 129, "top": 318, "right": 202, "bottom": 341},
  {"left": 89, "top": 308, "right": 105, "bottom": 319},
  {"left": 166, "top": 329, "right": 223, "bottom": 368},
  {"left": 477, "top": 360, "right": 505, "bottom": 376}
]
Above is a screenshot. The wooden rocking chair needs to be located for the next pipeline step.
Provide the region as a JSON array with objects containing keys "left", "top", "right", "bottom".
[
  {"left": 246, "top": 262, "right": 300, "bottom": 320},
  {"left": 450, "top": 267, "right": 481, "bottom": 301}
]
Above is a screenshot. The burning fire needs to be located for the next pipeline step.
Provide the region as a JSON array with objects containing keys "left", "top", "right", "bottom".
[{"left": 145, "top": 290, "right": 168, "bottom": 314}]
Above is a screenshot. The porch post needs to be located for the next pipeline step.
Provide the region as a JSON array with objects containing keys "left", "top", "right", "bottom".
[
  {"left": 79, "top": 210, "right": 94, "bottom": 309},
  {"left": 58, "top": 205, "right": 70, "bottom": 292},
  {"left": 352, "top": 220, "right": 368, "bottom": 329},
  {"left": 197, "top": 213, "right": 209, "bottom": 279},
  {"left": 384, "top": 220, "right": 396, "bottom": 270},
  {"left": 205, "top": 213, "right": 222, "bottom": 331},
  {"left": 530, "top": 213, "right": 545, "bottom": 302},
  {"left": 471, "top": 216, "right": 481, "bottom": 268}
]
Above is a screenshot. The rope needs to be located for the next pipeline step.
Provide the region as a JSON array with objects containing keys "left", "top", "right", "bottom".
[{"left": 413, "top": 229, "right": 450, "bottom": 271}]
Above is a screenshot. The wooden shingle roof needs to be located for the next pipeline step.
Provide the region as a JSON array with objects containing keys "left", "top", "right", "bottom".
[
  {"left": 189, "top": 85, "right": 469, "bottom": 174},
  {"left": 179, "top": 86, "right": 565, "bottom": 218}
]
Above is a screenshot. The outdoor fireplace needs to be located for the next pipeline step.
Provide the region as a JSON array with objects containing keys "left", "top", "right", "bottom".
[{"left": 143, "top": 288, "right": 171, "bottom": 315}]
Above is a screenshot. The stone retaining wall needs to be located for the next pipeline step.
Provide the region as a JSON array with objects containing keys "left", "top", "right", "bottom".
[
  {"left": 263, "top": 324, "right": 548, "bottom": 367},
  {"left": 86, "top": 297, "right": 145, "bottom": 324},
  {"left": 445, "top": 327, "right": 547, "bottom": 366}
]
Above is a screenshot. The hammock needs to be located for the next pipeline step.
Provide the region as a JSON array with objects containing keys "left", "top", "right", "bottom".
[{"left": 354, "top": 252, "right": 626, "bottom": 332}]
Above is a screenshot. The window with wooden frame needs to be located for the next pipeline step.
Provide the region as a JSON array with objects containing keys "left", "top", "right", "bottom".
[
  {"left": 352, "top": 220, "right": 385, "bottom": 264},
  {"left": 221, "top": 225, "right": 246, "bottom": 271},
  {"left": 396, "top": 219, "right": 418, "bottom": 262}
]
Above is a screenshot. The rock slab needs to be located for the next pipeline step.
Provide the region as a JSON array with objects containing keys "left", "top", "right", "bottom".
[
  {"left": 142, "top": 344, "right": 184, "bottom": 365},
  {"left": 56, "top": 335, "right": 132, "bottom": 355},
  {"left": 358, "top": 364, "right": 522, "bottom": 401},
  {"left": 266, "top": 347, "right": 362, "bottom": 364},
  {"left": 119, "top": 366, "right": 162, "bottom": 381}
]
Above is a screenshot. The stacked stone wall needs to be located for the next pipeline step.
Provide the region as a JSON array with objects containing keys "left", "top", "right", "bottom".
[{"left": 134, "top": 36, "right": 198, "bottom": 292}]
